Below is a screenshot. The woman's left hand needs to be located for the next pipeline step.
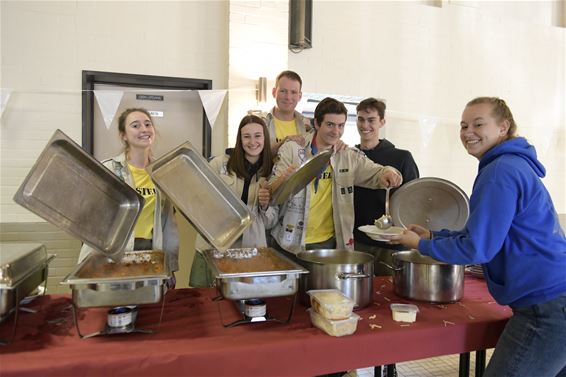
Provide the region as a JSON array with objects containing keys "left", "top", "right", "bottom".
[{"left": 258, "top": 180, "right": 270, "bottom": 210}]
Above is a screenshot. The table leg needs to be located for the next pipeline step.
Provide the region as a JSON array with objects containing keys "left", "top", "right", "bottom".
[
  {"left": 386, "top": 364, "right": 396, "bottom": 377},
  {"left": 459, "top": 353, "right": 470, "bottom": 377},
  {"left": 374, "top": 366, "right": 382, "bottom": 377},
  {"left": 475, "top": 350, "right": 486, "bottom": 377}
]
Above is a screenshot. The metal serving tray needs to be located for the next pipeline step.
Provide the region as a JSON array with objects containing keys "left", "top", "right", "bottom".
[
  {"left": 13, "top": 130, "right": 144, "bottom": 261},
  {"left": 202, "top": 247, "right": 308, "bottom": 300},
  {"left": 270, "top": 150, "right": 332, "bottom": 205},
  {"left": 61, "top": 250, "right": 170, "bottom": 308},
  {"left": 147, "top": 141, "right": 253, "bottom": 251},
  {"left": 0, "top": 243, "right": 54, "bottom": 321},
  {"left": 390, "top": 177, "right": 469, "bottom": 231}
]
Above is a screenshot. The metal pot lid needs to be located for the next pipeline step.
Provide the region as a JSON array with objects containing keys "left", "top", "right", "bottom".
[
  {"left": 270, "top": 150, "right": 332, "bottom": 205},
  {"left": 390, "top": 177, "right": 469, "bottom": 231},
  {"left": 297, "top": 249, "right": 374, "bottom": 265}
]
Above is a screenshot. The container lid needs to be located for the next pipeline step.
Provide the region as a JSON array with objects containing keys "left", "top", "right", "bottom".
[
  {"left": 0, "top": 243, "right": 47, "bottom": 288},
  {"left": 390, "top": 177, "right": 469, "bottom": 231},
  {"left": 13, "top": 130, "right": 144, "bottom": 261},
  {"left": 270, "top": 150, "right": 332, "bottom": 205},
  {"left": 146, "top": 141, "right": 254, "bottom": 251}
]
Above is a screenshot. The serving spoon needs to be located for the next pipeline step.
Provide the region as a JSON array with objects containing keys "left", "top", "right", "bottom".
[{"left": 374, "top": 187, "right": 393, "bottom": 229}]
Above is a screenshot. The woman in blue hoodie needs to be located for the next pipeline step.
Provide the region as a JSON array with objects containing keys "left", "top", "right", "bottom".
[{"left": 392, "top": 97, "right": 566, "bottom": 377}]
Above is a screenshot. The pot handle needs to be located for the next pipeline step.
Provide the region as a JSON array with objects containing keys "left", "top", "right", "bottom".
[
  {"left": 379, "top": 261, "right": 404, "bottom": 271},
  {"left": 336, "top": 272, "right": 371, "bottom": 279}
]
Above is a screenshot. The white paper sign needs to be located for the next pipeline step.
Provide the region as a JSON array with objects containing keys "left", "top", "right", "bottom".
[{"left": 94, "top": 90, "right": 124, "bottom": 130}]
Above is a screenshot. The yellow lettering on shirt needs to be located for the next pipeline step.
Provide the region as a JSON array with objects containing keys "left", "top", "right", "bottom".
[
  {"left": 274, "top": 118, "right": 298, "bottom": 142},
  {"left": 305, "top": 165, "right": 334, "bottom": 244},
  {"left": 128, "top": 163, "right": 156, "bottom": 240}
]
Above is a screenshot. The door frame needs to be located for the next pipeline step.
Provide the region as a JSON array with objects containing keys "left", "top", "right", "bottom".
[{"left": 82, "top": 70, "right": 213, "bottom": 158}]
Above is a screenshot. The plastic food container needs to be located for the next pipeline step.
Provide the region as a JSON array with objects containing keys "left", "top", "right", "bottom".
[
  {"left": 390, "top": 303, "right": 419, "bottom": 323},
  {"left": 307, "top": 289, "right": 355, "bottom": 320},
  {"left": 307, "top": 308, "right": 359, "bottom": 337}
]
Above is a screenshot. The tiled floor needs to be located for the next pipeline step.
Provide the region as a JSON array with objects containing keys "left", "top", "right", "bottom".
[{"left": 348, "top": 349, "right": 494, "bottom": 377}]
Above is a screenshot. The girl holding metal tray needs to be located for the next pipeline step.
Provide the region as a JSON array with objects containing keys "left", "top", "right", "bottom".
[
  {"left": 78, "top": 108, "right": 179, "bottom": 285},
  {"left": 189, "top": 115, "right": 279, "bottom": 287}
]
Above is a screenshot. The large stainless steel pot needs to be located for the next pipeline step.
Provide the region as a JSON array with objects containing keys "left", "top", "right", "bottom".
[
  {"left": 383, "top": 250, "right": 464, "bottom": 303},
  {"left": 297, "top": 249, "right": 373, "bottom": 309}
]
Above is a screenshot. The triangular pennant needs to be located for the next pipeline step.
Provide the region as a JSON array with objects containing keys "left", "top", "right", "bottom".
[
  {"left": 419, "top": 116, "right": 437, "bottom": 147},
  {"left": 1, "top": 88, "right": 13, "bottom": 119},
  {"left": 197, "top": 89, "right": 227, "bottom": 129},
  {"left": 94, "top": 90, "right": 124, "bottom": 130}
]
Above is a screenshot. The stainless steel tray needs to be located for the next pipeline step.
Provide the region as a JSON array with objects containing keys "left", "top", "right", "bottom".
[
  {"left": 147, "top": 142, "right": 253, "bottom": 251},
  {"left": 202, "top": 247, "right": 308, "bottom": 300},
  {"left": 13, "top": 130, "right": 144, "bottom": 260},
  {"left": 0, "top": 243, "right": 54, "bottom": 321},
  {"left": 390, "top": 177, "right": 469, "bottom": 231},
  {"left": 61, "top": 250, "right": 170, "bottom": 308},
  {"left": 270, "top": 150, "right": 332, "bottom": 205}
]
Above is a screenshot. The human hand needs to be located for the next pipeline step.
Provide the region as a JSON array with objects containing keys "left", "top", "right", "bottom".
[
  {"left": 285, "top": 135, "right": 306, "bottom": 147},
  {"left": 333, "top": 140, "right": 348, "bottom": 153},
  {"left": 258, "top": 180, "right": 270, "bottom": 210},
  {"left": 407, "top": 224, "right": 431, "bottom": 239},
  {"left": 379, "top": 169, "right": 402, "bottom": 188},
  {"left": 388, "top": 229, "right": 421, "bottom": 249}
]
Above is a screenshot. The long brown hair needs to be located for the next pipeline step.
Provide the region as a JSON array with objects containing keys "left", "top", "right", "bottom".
[{"left": 226, "top": 115, "right": 273, "bottom": 180}]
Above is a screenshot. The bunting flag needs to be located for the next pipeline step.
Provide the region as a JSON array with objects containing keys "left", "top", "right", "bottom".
[
  {"left": 0, "top": 88, "right": 13, "bottom": 119},
  {"left": 419, "top": 116, "right": 437, "bottom": 147},
  {"left": 197, "top": 89, "right": 227, "bottom": 129},
  {"left": 94, "top": 90, "right": 124, "bottom": 130}
]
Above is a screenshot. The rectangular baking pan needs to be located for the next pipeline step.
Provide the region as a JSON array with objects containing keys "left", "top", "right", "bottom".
[
  {"left": 202, "top": 247, "right": 308, "bottom": 300},
  {"left": 61, "top": 250, "right": 170, "bottom": 308},
  {"left": 0, "top": 243, "right": 54, "bottom": 321},
  {"left": 147, "top": 142, "right": 253, "bottom": 251},
  {"left": 13, "top": 130, "right": 144, "bottom": 260}
]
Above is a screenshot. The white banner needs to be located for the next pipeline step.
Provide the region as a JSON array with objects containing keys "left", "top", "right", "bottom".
[
  {"left": 197, "top": 89, "right": 227, "bottom": 129},
  {"left": 419, "top": 116, "right": 437, "bottom": 147},
  {"left": 94, "top": 90, "right": 124, "bottom": 130},
  {"left": 0, "top": 88, "right": 13, "bottom": 119}
]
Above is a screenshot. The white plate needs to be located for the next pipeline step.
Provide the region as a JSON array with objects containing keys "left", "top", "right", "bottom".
[{"left": 358, "top": 225, "right": 404, "bottom": 242}]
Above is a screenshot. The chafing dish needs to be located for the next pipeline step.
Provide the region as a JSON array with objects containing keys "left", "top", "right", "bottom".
[
  {"left": 146, "top": 141, "right": 253, "bottom": 251},
  {"left": 13, "top": 129, "right": 144, "bottom": 261},
  {"left": 0, "top": 243, "right": 54, "bottom": 322},
  {"left": 61, "top": 250, "right": 170, "bottom": 308},
  {"left": 202, "top": 247, "right": 308, "bottom": 300}
]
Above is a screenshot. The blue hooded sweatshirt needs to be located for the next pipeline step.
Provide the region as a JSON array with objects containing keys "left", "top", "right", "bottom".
[{"left": 418, "top": 137, "right": 566, "bottom": 308}]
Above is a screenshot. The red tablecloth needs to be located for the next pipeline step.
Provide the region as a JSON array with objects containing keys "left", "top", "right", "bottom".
[{"left": 0, "top": 276, "right": 510, "bottom": 376}]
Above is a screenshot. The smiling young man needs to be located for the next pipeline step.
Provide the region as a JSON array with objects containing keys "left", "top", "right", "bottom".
[
  {"left": 264, "top": 70, "right": 312, "bottom": 155},
  {"left": 269, "top": 97, "right": 402, "bottom": 255},
  {"left": 353, "top": 98, "right": 420, "bottom": 276}
]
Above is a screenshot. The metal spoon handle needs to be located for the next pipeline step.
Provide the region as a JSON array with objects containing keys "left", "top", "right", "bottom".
[{"left": 385, "top": 187, "right": 391, "bottom": 217}]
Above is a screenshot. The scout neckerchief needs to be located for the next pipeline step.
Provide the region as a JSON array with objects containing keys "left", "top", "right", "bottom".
[{"left": 310, "top": 133, "right": 330, "bottom": 193}]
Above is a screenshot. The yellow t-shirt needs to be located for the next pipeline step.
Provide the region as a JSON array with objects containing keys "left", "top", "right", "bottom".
[
  {"left": 274, "top": 118, "right": 298, "bottom": 143},
  {"left": 305, "top": 164, "right": 334, "bottom": 244},
  {"left": 128, "top": 163, "right": 156, "bottom": 240}
]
